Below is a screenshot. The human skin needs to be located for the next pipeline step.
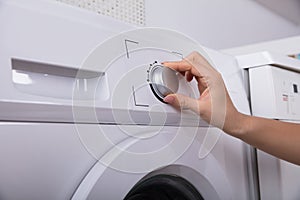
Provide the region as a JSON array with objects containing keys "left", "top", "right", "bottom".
[{"left": 163, "top": 51, "right": 300, "bottom": 165}]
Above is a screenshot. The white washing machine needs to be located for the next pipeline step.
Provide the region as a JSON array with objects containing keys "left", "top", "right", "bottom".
[
  {"left": 238, "top": 52, "right": 300, "bottom": 200},
  {"left": 0, "top": 0, "right": 253, "bottom": 199},
  {"left": 0, "top": 0, "right": 132, "bottom": 199}
]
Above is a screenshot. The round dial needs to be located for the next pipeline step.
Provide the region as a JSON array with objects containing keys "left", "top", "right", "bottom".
[{"left": 148, "top": 64, "right": 179, "bottom": 102}]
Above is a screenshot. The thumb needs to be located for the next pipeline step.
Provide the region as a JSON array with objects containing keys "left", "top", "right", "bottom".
[{"left": 163, "top": 94, "right": 199, "bottom": 114}]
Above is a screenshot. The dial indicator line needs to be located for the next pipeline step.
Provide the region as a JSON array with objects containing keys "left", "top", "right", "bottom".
[{"left": 171, "top": 51, "right": 183, "bottom": 59}]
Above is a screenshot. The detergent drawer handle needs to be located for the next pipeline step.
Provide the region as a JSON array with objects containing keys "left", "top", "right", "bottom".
[
  {"left": 11, "top": 58, "right": 109, "bottom": 100},
  {"left": 11, "top": 58, "right": 105, "bottom": 79}
]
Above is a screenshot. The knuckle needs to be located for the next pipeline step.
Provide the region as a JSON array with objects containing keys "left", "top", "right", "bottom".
[
  {"left": 187, "top": 51, "right": 199, "bottom": 60},
  {"left": 191, "top": 51, "right": 200, "bottom": 60},
  {"left": 179, "top": 97, "right": 189, "bottom": 110},
  {"left": 191, "top": 51, "right": 198, "bottom": 56},
  {"left": 180, "top": 97, "right": 187, "bottom": 108}
]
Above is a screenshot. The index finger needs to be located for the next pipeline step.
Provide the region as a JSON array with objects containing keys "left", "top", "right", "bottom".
[{"left": 163, "top": 60, "right": 202, "bottom": 78}]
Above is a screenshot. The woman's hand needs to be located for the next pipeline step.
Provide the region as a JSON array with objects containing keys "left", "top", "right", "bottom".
[
  {"left": 163, "top": 51, "right": 300, "bottom": 165},
  {"left": 163, "top": 51, "right": 248, "bottom": 136}
]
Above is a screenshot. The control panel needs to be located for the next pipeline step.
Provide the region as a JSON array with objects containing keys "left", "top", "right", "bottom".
[{"left": 249, "top": 65, "right": 300, "bottom": 120}]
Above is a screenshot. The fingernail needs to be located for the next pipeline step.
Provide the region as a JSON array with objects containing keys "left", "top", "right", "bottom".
[{"left": 163, "top": 95, "right": 175, "bottom": 104}]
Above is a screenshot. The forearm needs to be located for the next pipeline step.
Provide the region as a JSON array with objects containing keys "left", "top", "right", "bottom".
[{"left": 236, "top": 115, "right": 300, "bottom": 165}]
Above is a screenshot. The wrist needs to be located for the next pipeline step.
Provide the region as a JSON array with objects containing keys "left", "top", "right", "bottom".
[{"left": 223, "top": 111, "right": 251, "bottom": 138}]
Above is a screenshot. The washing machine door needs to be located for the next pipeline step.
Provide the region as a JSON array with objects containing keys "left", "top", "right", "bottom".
[{"left": 124, "top": 174, "right": 204, "bottom": 200}]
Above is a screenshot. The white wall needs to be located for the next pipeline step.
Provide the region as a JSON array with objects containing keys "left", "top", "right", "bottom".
[
  {"left": 145, "top": 0, "right": 300, "bottom": 50},
  {"left": 223, "top": 35, "right": 300, "bottom": 55}
]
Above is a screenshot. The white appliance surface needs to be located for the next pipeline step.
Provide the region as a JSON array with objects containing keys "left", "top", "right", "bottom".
[
  {"left": 238, "top": 52, "right": 300, "bottom": 200},
  {"left": 0, "top": 0, "right": 252, "bottom": 199},
  {"left": 0, "top": 0, "right": 132, "bottom": 199}
]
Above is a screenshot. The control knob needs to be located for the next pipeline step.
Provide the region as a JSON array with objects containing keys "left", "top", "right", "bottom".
[{"left": 148, "top": 64, "right": 179, "bottom": 102}]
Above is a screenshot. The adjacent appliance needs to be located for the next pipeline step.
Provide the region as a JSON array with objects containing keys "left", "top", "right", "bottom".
[
  {"left": 238, "top": 52, "right": 300, "bottom": 200},
  {"left": 1, "top": 0, "right": 253, "bottom": 199}
]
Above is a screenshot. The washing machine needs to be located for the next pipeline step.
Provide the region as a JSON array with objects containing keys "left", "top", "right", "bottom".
[
  {"left": 238, "top": 52, "right": 300, "bottom": 200},
  {"left": 0, "top": 0, "right": 132, "bottom": 199},
  {"left": 0, "top": 0, "right": 253, "bottom": 199}
]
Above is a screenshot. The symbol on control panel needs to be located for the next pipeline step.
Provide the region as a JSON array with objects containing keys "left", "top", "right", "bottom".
[
  {"left": 132, "top": 86, "right": 149, "bottom": 107},
  {"left": 124, "top": 39, "right": 139, "bottom": 59}
]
